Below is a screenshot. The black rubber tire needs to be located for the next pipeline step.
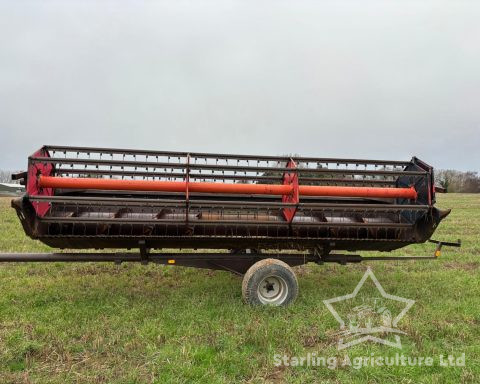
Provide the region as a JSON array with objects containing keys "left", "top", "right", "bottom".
[{"left": 242, "top": 258, "right": 298, "bottom": 306}]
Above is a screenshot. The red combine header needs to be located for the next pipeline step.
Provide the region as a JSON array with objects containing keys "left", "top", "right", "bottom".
[{"left": 8, "top": 145, "right": 457, "bottom": 305}]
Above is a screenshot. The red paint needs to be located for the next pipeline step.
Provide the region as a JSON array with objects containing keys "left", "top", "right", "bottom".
[
  {"left": 27, "top": 148, "right": 53, "bottom": 217},
  {"left": 282, "top": 159, "right": 299, "bottom": 222}
]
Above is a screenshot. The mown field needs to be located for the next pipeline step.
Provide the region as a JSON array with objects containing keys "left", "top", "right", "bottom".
[{"left": 0, "top": 194, "right": 478, "bottom": 383}]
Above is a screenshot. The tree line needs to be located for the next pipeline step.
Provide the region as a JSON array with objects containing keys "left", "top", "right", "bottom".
[{"left": 435, "top": 170, "right": 480, "bottom": 193}]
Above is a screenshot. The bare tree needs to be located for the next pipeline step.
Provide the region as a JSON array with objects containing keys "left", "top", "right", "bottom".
[
  {"left": 0, "top": 170, "right": 13, "bottom": 183},
  {"left": 436, "top": 170, "right": 480, "bottom": 193}
]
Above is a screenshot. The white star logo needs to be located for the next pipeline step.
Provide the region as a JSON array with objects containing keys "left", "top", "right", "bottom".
[{"left": 323, "top": 267, "right": 415, "bottom": 350}]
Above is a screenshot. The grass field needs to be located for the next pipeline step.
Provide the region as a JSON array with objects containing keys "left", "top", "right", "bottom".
[{"left": 0, "top": 194, "right": 478, "bottom": 383}]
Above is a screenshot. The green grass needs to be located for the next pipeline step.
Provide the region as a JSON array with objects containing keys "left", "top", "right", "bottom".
[{"left": 0, "top": 195, "right": 478, "bottom": 383}]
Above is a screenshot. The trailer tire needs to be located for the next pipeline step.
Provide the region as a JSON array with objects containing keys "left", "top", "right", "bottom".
[{"left": 242, "top": 258, "right": 298, "bottom": 306}]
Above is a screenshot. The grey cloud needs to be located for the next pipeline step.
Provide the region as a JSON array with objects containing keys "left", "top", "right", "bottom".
[{"left": 0, "top": 0, "right": 479, "bottom": 171}]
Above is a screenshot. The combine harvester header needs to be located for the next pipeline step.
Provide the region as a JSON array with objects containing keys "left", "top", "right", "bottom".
[{"left": 7, "top": 145, "right": 458, "bottom": 305}]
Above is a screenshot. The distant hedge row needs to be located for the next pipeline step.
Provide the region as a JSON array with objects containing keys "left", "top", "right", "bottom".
[{"left": 436, "top": 170, "right": 480, "bottom": 193}]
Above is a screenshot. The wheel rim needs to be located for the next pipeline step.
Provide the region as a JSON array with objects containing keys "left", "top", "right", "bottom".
[{"left": 257, "top": 275, "right": 288, "bottom": 305}]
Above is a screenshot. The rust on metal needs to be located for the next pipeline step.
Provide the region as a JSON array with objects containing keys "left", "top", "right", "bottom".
[{"left": 8, "top": 144, "right": 451, "bottom": 273}]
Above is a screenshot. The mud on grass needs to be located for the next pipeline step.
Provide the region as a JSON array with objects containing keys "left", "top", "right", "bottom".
[{"left": 0, "top": 195, "right": 479, "bottom": 383}]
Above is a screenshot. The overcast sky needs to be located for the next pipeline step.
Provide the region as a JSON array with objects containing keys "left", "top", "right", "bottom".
[{"left": 0, "top": 1, "right": 479, "bottom": 172}]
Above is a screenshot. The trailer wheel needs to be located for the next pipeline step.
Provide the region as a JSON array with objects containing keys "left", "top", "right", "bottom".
[{"left": 242, "top": 258, "right": 298, "bottom": 306}]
